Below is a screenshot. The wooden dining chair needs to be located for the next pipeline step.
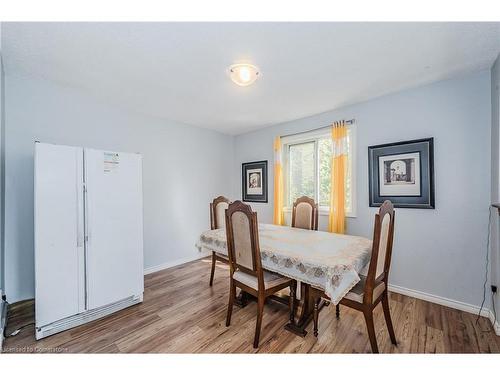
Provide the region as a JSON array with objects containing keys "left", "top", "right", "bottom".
[
  {"left": 209, "top": 196, "right": 231, "bottom": 286},
  {"left": 225, "top": 200, "right": 297, "bottom": 348},
  {"left": 291, "top": 196, "right": 318, "bottom": 231},
  {"left": 312, "top": 200, "right": 397, "bottom": 353}
]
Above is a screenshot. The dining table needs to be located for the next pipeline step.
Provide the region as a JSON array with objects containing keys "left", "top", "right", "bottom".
[{"left": 196, "top": 223, "right": 373, "bottom": 337}]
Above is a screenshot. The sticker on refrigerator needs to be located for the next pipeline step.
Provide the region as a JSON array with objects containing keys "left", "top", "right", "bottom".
[{"left": 103, "top": 152, "right": 119, "bottom": 173}]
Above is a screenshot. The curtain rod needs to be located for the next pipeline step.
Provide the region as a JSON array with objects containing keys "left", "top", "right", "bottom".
[{"left": 280, "top": 119, "right": 355, "bottom": 139}]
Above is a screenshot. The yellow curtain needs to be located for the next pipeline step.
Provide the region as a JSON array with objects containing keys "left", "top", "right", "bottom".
[
  {"left": 328, "top": 121, "right": 347, "bottom": 233},
  {"left": 273, "top": 136, "right": 285, "bottom": 225}
]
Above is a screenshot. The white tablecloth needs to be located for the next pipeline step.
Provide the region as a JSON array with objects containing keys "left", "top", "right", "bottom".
[{"left": 196, "top": 224, "right": 372, "bottom": 304}]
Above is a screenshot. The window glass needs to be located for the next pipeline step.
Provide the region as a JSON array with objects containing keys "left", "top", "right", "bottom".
[
  {"left": 318, "top": 137, "right": 332, "bottom": 207},
  {"left": 283, "top": 126, "right": 355, "bottom": 216},
  {"left": 288, "top": 141, "right": 315, "bottom": 206}
]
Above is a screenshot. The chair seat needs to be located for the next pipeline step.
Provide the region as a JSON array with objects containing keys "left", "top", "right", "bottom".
[
  {"left": 343, "top": 276, "right": 386, "bottom": 304},
  {"left": 233, "top": 270, "right": 291, "bottom": 290}
]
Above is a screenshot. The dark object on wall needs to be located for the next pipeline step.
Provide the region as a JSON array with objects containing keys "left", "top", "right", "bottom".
[
  {"left": 242, "top": 161, "right": 268, "bottom": 203},
  {"left": 368, "top": 138, "right": 434, "bottom": 208}
]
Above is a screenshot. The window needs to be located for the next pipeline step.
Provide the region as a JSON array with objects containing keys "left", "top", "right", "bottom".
[{"left": 283, "top": 126, "right": 356, "bottom": 217}]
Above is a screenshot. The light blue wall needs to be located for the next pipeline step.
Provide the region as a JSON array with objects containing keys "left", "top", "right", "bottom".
[
  {"left": 233, "top": 70, "right": 492, "bottom": 308},
  {"left": 4, "top": 73, "right": 234, "bottom": 303},
  {"left": 491, "top": 54, "right": 500, "bottom": 323}
]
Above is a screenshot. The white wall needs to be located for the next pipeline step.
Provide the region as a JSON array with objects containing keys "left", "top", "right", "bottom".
[
  {"left": 491, "top": 54, "right": 500, "bottom": 323},
  {"left": 4, "top": 73, "right": 233, "bottom": 303},
  {"left": 233, "top": 70, "right": 492, "bottom": 308}
]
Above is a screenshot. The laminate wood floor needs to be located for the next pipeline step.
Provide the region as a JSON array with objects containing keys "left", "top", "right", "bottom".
[{"left": 3, "top": 257, "right": 500, "bottom": 353}]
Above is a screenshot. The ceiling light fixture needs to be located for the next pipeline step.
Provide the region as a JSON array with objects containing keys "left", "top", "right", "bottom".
[{"left": 229, "top": 63, "right": 260, "bottom": 86}]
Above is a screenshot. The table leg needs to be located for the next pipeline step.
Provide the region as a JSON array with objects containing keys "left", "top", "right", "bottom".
[
  {"left": 234, "top": 290, "right": 251, "bottom": 307},
  {"left": 284, "top": 282, "right": 326, "bottom": 337}
]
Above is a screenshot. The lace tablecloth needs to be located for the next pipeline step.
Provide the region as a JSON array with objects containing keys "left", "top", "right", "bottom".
[{"left": 196, "top": 224, "right": 372, "bottom": 304}]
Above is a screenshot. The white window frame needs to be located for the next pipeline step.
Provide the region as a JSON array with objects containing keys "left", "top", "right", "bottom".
[{"left": 281, "top": 125, "right": 357, "bottom": 218}]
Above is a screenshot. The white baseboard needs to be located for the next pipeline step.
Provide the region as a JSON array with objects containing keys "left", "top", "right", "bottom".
[
  {"left": 389, "top": 283, "right": 499, "bottom": 335},
  {"left": 388, "top": 284, "right": 490, "bottom": 317},
  {"left": 0, "top": 289, "right": 7, "bottom": 353},
  {"left": 143, "top": 251, "right": 211, "bottom": 275},
  {"left": 488, "top": 309, "right": 500, "bottom": 335}
]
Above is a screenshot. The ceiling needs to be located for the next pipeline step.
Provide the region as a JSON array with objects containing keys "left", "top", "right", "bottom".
[{"left": 2, "top": 22, "right": 500, "bottom": 135}]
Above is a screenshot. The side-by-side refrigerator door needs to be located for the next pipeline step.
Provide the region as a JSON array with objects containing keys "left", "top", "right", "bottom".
[
  {"left": 35, "top": 143, "right": 86, "bottom": 329},
  {"left": 84, "top": 149, "right": 144, "bottom": 310}
]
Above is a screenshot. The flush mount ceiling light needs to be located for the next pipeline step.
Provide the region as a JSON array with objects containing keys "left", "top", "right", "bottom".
[{"left": 229, "top": 63, "right": 260, "bottom": 86}]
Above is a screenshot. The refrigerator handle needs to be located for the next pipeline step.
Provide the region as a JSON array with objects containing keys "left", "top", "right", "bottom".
[
  {"left": 84, "top": 181, "right": 90, "bottom": 247},
  {"left": 76, "top": 160, "right": 85, "bottom": 248},
  {"left": 83, "top": 150, "right": 91, "bottom": 249}
]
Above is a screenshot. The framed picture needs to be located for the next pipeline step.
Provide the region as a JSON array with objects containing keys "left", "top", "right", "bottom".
[
  {"left": 242, "top": 160, "right": 268, "bottom": 203},
  {"left": 368, "top": 138, "right": 434, "bottom": 208}
]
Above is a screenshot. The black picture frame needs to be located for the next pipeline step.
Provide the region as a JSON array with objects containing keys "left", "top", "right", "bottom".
[
  {"left": 368, "top": 138, "right": 435, "bottom": 209},
  {"left": 242, "top": 160, "right": 268, "bottom": 203}
]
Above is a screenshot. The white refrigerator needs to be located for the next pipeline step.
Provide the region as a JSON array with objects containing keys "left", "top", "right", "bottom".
[{"left": 34, "top": 142, "right": 144, "bottom": 339}]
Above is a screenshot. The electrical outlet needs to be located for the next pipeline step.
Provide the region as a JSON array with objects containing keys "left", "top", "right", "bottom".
[{"left": 492, "top": 285, "right": 498, "bottom": 293}]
